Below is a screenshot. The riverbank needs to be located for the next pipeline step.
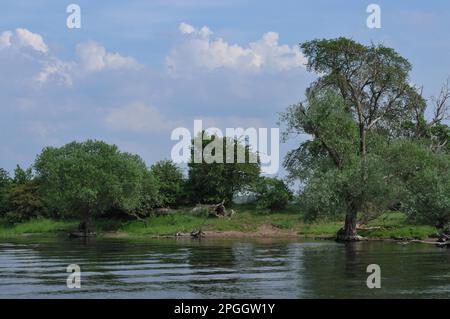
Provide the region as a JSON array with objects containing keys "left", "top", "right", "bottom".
[{"left": 0, "top": 207, "right": 438, "bottom": 240}]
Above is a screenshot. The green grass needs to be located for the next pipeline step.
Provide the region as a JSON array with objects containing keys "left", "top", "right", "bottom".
[
  {"left": 0, "top": 208, "right": 440, "bottom": 240},
  {"left": 358, "top": 212, "right": 438, "bottom": 239},
  {"left": 0, "top": 218, "right": 78, "bottom": 238}
]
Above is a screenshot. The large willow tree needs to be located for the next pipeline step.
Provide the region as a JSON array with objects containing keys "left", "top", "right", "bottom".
[{"left": 282, "top": 38, "right": 423, "bottom": 240}]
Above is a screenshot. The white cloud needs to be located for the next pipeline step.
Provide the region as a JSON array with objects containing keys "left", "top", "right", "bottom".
[
  {"left": 0, "top": 28, "right": 142, "bottom": 86},
  {"left": 76, "top": 41, "right": 140, "bottom": 73},
  {"left": 179, "top": 22, "right": 196, "bottom": 35},
  {"left": 0, "top": 31, "right": 12, "bottom": 49},
  {"left": 105, "top": 102, "right": 175, "bottom": 132},
  {"left": 36, "top": 58, "right": 74, "bottom": 86},
  {"left": 15, "top": 28, "right": 48, "bottom": 53},
  {"left": 167, "top": 22, "right": 306, "bottom": 73},
  {"left": 0, "top": 28, "right": 48, "bottom": 53}
]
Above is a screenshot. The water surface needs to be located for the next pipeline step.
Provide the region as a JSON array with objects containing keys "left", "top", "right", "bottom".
[{"left": 1, "top": 237, "right": 450, "bottom": 298}]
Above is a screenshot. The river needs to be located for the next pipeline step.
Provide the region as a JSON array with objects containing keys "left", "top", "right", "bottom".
[{"left": 0, "top": 237, "right": 449, "bottom": 298}]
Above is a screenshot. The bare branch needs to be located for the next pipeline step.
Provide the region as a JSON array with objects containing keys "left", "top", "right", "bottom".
[{"left": 431, "top": 77, "right": 450, "bottom": 125}]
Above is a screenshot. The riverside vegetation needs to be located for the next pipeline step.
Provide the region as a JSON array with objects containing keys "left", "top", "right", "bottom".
[{"left": 0, "top": 38, "right": 449, "bottom": 242}]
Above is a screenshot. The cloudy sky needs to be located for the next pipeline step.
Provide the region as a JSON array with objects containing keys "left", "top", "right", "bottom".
[{"left": 0, "top": 0, "right": 449, "bottom": 174}]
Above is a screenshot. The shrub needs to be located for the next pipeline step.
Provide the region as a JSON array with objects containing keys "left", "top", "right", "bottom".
[{"left": 255, "top": 177, "right": 292, "bottom": 211}]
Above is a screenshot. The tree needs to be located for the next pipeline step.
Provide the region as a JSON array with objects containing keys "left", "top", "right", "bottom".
[
  {"left": 4, "top": 180, "right": 44, "bottom": 223},
  {"left": 254, "top": 177, "right": 292, "bottom": 211},
  {"left": 0, "top": 165, "right": 46, "bottom": 223},
  {"left": 293, "top": 38, "right": 421, "bottom": 240},
  {"left": 34, "top": 140, "right": 154, "bottom": 231},
  {"left": 12, "top": 165, "right": 33, "bottom": 185},
  {"left": 0, "top": 168, "right": 11, "bottom": 216},
  {"left": 402, "top": 79, "right": 450, "bottom": 153},
  {"left": 150, "top": 160, "right": 184, "bottom": 207},
  {"left": 186, "top": 132, "right": 261, "bottom": 204},
  {"left": 282, "top": 90, "right": 392, "bottom": 227}
]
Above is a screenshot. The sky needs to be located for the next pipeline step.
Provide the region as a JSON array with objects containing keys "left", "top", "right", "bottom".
[{"left": 0, "top": 0, "right": 449, "bottom": 175}]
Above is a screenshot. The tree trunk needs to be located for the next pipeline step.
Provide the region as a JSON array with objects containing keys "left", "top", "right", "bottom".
[
  {"left": 79, "top": 213, "right": 95, "bottom": 235},
  {"left": 336, "top": 205, "right": 361, "bottom": 242}
]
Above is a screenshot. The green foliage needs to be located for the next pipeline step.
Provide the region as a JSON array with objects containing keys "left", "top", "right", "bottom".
[
  {"left": 186, "top": 132, "right": 261, "bottom": 204},
  {"left": 300, "top": 38, "right": 419, "bottom": 134},
  {"left": 281, "top": 89, "right": 358, "bottom": 179},
  {"left": 4, "top": 180, "right": 44, "bottom": 223},
  {"left": 0, "top": 168, "right": 11, "bottom": 215},
  {"left": 404, "top": 156, "right": 450, "bottom": 228},
  {"left": 254, "top": 177, "right": 292, "bottom": 211},
  {"left": 150, "top": 160, "right": 184, "bottom": 207},
  {"left": 0, "top": 166, "right": 45, "bottom": 223},
  {"left": 34, "top": 140, "right": 155, "bottom": 221},
  {"left": 300, "top": 153, "right": 391, "bottom": 223},
  {"left": 282, "top": 37, "right": 432, "bottom": 237},
  {"left": 13, "top": 165, "right": 33, "bottom": 185},
  {"left": 133, "top": 170, "right": 162, "bottom": 216}
]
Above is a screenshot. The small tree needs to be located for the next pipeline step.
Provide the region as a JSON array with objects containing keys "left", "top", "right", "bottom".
[
  {"left": 0, "top": 168, "right": 11, "bottom": 216},
  {"left": 34, "top": 140, "right": 154, "bottom": 232},
  {"left": 150, "top": 160, "right": 184, "bottom": 207},
  {"left": 186, "top": 132, "right": 261, "bottom": 204},
  {"left": 254, "top": 177, "right": 292, "bottom": 211},
  {"left": 4, "top": 180, "right": 44, "bottom": 223}
]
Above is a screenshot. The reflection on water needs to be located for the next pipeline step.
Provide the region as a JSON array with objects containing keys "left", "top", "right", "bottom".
[{"left": 1, "top": 237, "right": 450, "bottom": 298}]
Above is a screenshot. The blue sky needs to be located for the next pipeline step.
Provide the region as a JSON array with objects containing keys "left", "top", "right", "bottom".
[{"left": 0, "top": 0, "right": 449, "bottom": 175}]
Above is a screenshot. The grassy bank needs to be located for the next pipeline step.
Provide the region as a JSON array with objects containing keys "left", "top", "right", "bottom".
[{"left": 0, "top": 205, "right": 439, "bottom": 240}]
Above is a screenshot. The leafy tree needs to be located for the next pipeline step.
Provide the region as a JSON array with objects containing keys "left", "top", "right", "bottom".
[
  {"left": 150, "top": 160, "right": 184, "bottom": 207},
  {"left": 34, "top": 140, "right": 155, "bottom": 229},
  {"left": 405, "top": 165, "right": 450, "bottom": 228},
  {"left": 0, "top": 168, "right": 11, "bottom": 216},
  {"left": 285, "top": 38, "right": 421, "bottom": 240},
  {"left": 12, "top": 165, "right": 33, "bottom": 185},
  {"left": 131, "top": 170, "right": 161, "bottom": 219},
  {"left": 382, "top": 140, "right": 450, "bottom": 228},
  {"left": 186, "top": 132, "right": 261, "bottom": 204},
  {"left": 4, "top": 180, "right": 44, "bottom": 223},
  {"left": 0, "top": 166, "right": 45, "bottom": 223},
  {"left": 254, "top": 177, "right": 292, "bottom": 211}
]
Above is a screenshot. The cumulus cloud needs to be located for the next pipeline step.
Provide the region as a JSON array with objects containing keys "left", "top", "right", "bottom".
[
  {"left": 0, "top": 28, "right": 141, "bottom": 86},
  {"left": 166, "top": 22, "right": 306, "bottom": 73},
  {"left": 76, "top": 41, "right": 140, "bottom": 73},
  {"left": 0, "top": 28, "right": 48, "bottom": 53},
  {"left": 15, "top": 28, "right": 48, "bottom": 53},
  {"left": 35, "top": 58, "right": 75, "bottom": 86},
  {"left": 105, "top": 103, "right": 176, "bottom": 132},
  {"left": 0, "top": 31, "right": 12, "bottom": 49}
]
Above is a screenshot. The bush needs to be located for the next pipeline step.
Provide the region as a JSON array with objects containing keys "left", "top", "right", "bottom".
[
  {"left": 3, "top": 181, "right": 45, "bottom": 223},
  {"left": 150, "top": 160, "right": 184, "bottom": 207},
  {"left": 255, "top": 177, "right": 292, "bottom": 211},
  {"left": 0, "top": 168, "right": 11, "bottom": 216},
  {"left": 405, "top": 166, "right": 450, "bottom": 228}
]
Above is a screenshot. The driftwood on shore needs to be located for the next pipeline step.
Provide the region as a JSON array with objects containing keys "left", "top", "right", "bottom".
[
  {"left": 399, "top": 238, "right": 450, "bottom": 247},
  {"left": 208, "top": 200, "right": 235, "bottom": 218}
]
